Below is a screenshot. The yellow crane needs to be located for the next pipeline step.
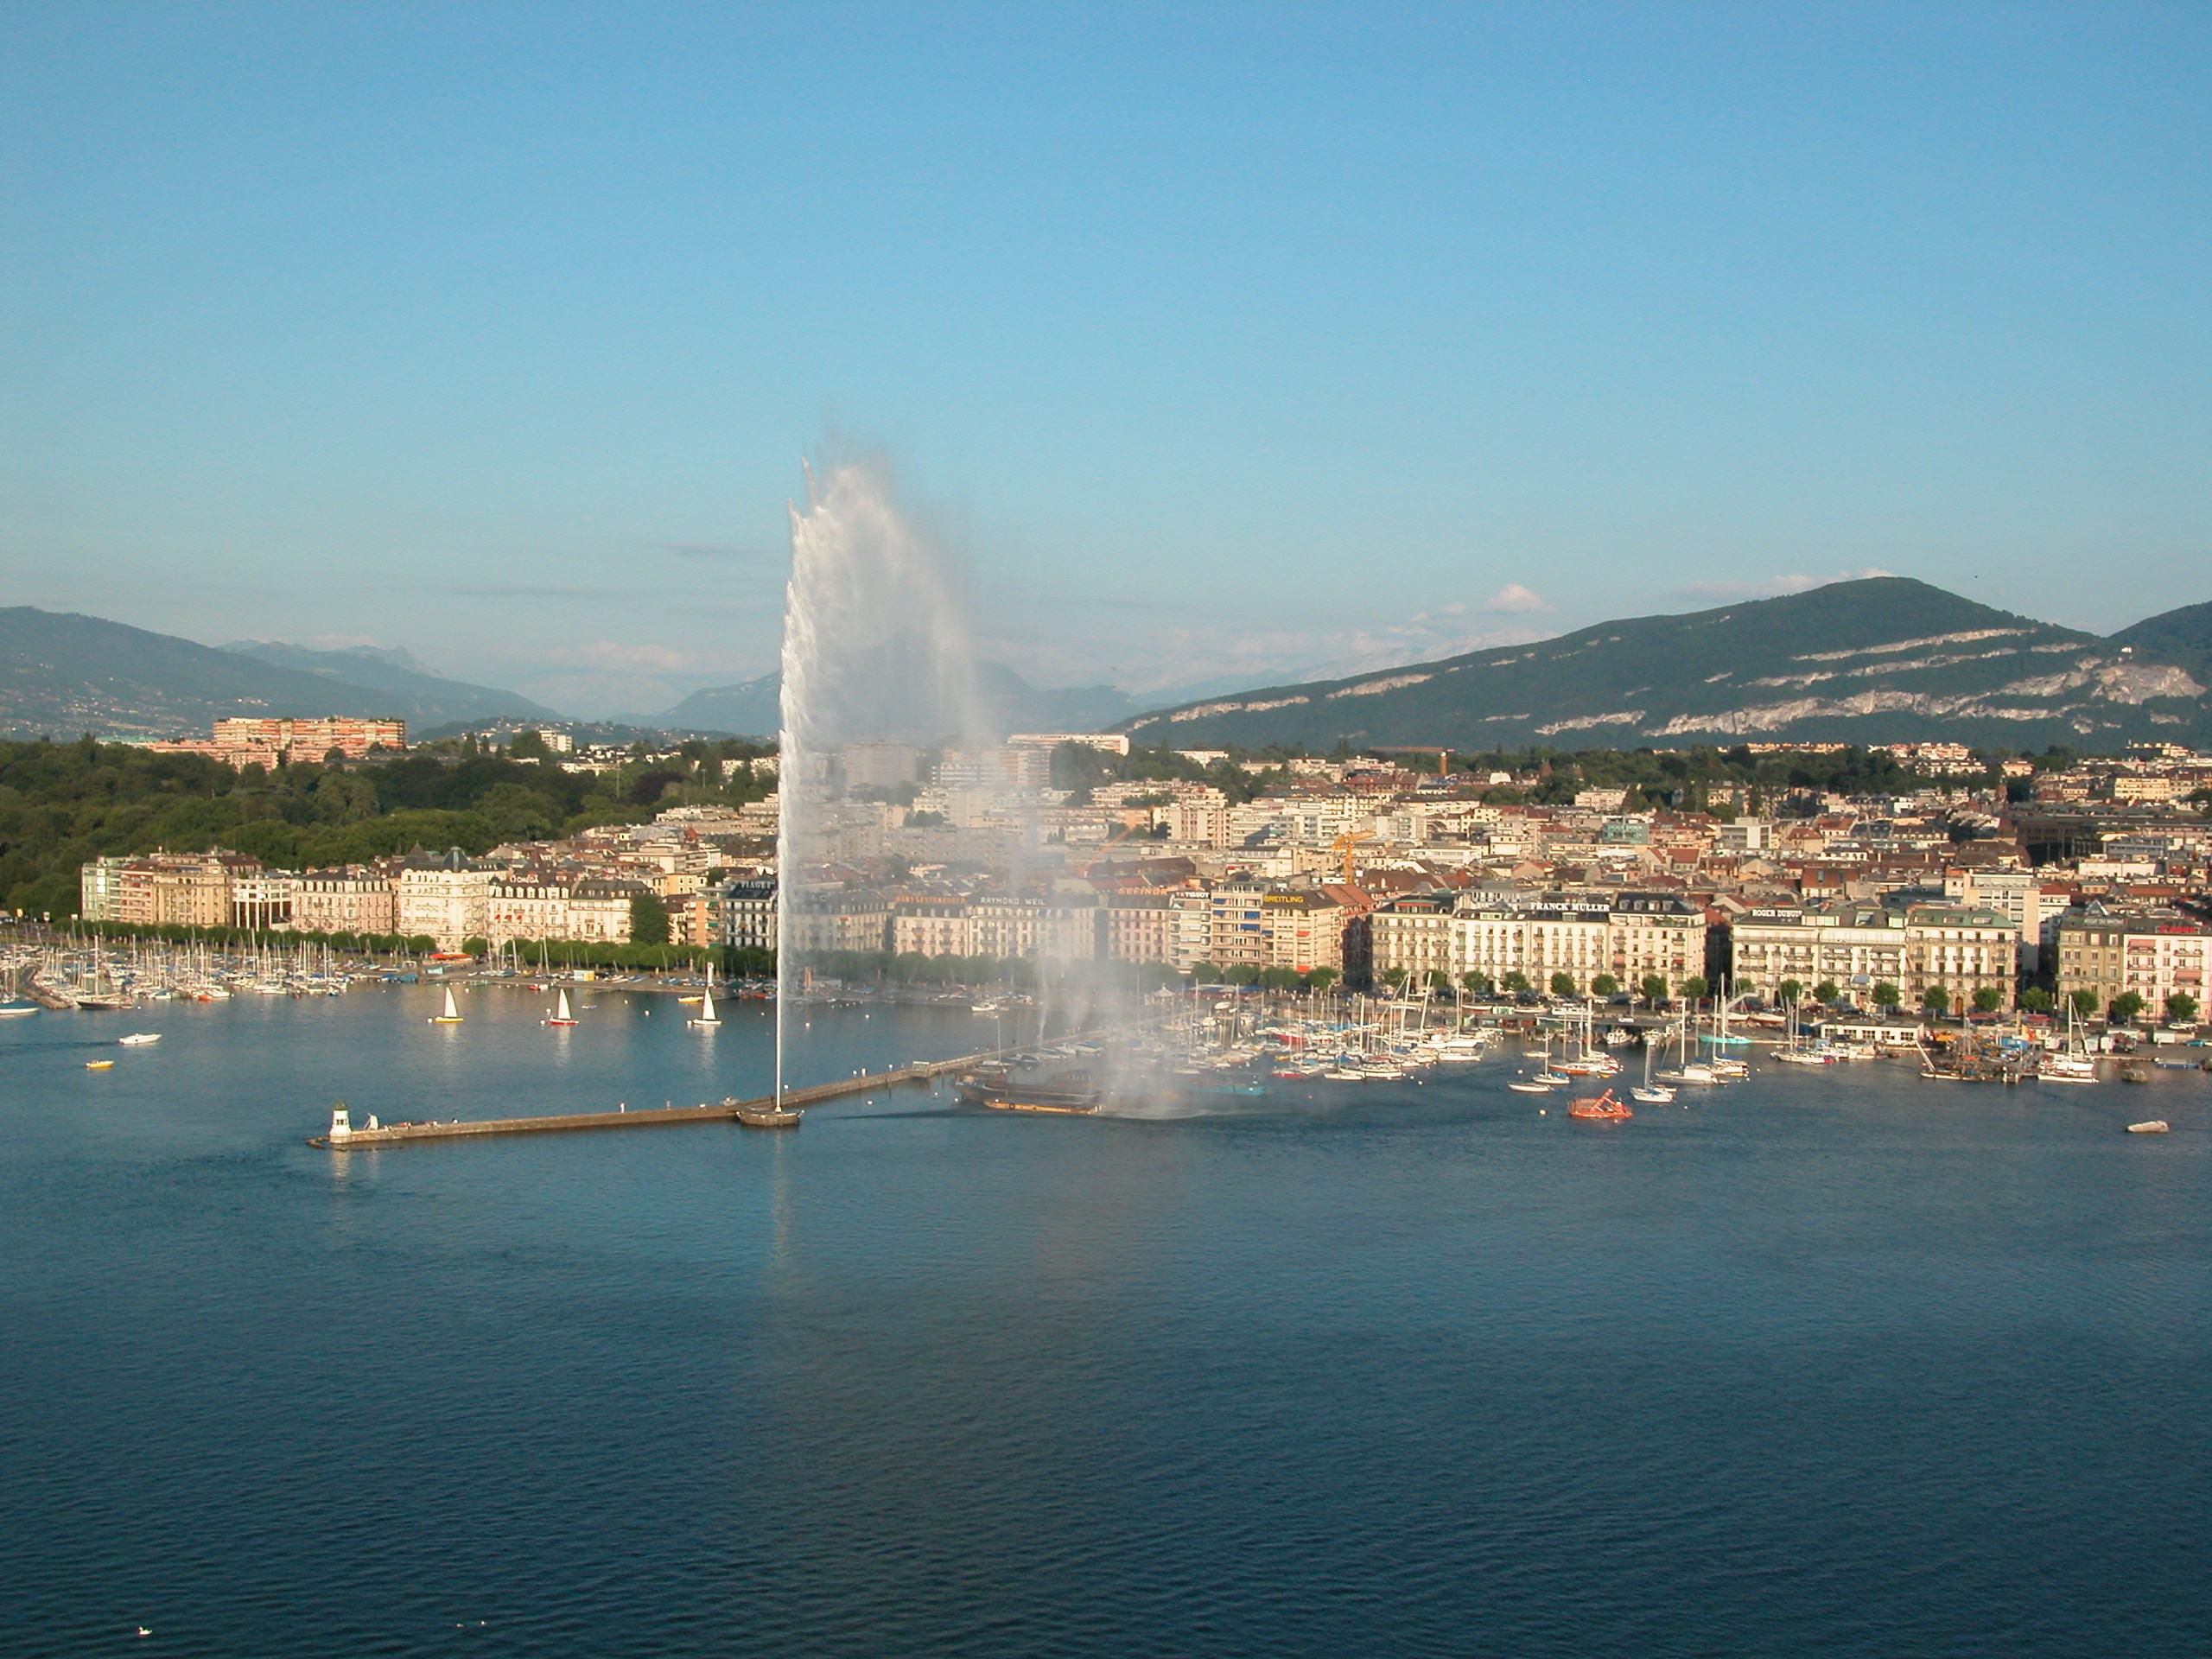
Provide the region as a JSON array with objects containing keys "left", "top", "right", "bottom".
[{"left": 1328, "top": 829, "right": 1373, "bottom": 887}]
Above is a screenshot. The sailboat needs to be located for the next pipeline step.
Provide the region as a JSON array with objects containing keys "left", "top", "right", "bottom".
[
  {"left": 544, "top": 988, "right": 578, "bottom": 1027},
  {"left": 688, "top": 982, "right": 721, "bottom": 1028},
  {"left": 2037, "top": 1001, "right": 2098, "bottom": 1084},
  {"left": 1630, "top": 1034, "right": 1675, "bottom": 1103},
  {"left": 429, "top": 986, "right": 464, "bottom": 1024}
]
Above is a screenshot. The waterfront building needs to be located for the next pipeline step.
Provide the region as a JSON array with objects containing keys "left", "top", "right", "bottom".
[
  {"left": 1731, "top": 905, "right": 1908, "bottom": 1004},
  {"left": 1369, "top": 893, "right": 1457, "bottom": 984},
  {"left": 396, "top": 852, "right": 493, "bottom": 951},
  {"left": 2055, "top": 908, "right": 2211, "bottom": 1019},
  {"left": 1605, "top": 893, "right": 1707, "bottom": 990},
  {"left": 1258, "top": 888, "right": 1344, "bottom": 975},
  {"left": 1102, "top": 890, "right": 1181, "bottom": 968},
  {"left": 1205, "top": 876, "right": 1271, "bottom": 972},
  {"left": 107, "top": 849, "right": 262, "bottom": 930},
  {"left": 783, "top": 891, "right": 893, "bottom": 957},
  {"left": 229, "top": 872, "right": 296, "bottom": 931},
  {"left": 1443, "top": 893, "right": 1618, "bottom": 994},
  {"left": 290, "top": 870, "right": 398, "bottom": 937},
  {"left": 715, "top": 874, "right": 779, "bottom": 955},
  {"left": 79, "top": 855, "right": 128, "bottom": 923},
  {"left": 1899, "top": 904, "right": 2017, "bottom": 1011}
]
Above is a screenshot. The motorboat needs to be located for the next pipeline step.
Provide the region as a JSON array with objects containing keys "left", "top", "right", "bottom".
[
  {"left": 117, "top": 1033, "right": 162, "bottom": 1046},
  {"left": 2126, "top": 1120, "right": 2170, "bottom": 1134}
]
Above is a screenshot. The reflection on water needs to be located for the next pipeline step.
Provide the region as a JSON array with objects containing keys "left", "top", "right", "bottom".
[{"left": 2, "top": 986, "right": 2209, "bottom": 1658}]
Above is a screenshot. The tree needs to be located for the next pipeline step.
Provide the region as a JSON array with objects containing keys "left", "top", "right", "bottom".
[
  {"left": 1379, "top": 965, "right": 1408, "bottom": 991},
  {"left": 1256, "top": 965, "right": 1300, "bottom": 992},
  {"left": 1922, "top": 984, "right": 1950, "bottom": 1015},
  {"left": 2018, "top": 986, "right": 2054, "bottom": 1014},
  {"left": 1306, "top": 967, "right": 1339, "bottom": 994},
  {"left": 1424, "top": 969, "right": 1453, "bottom": 994},
  {"left": 1460, "top": 970, "right": 1494, "bottom": 998},
  {"left": 1872, "top": 982, "right": 1902, "bottom": 1010},
  {"left": 628, "top": 893, "right": 671, "bottom": 947},
  {"left": 1590, "top": 973, "right": 1619, "bottom": 998},
  {"left": 1681, "top": 976, "right": 1707, "bottom": 1003},
  {"left": 1777, "top": 978, "right": 1804, "bottom": 1006},
  {"left": 1190, "top": 963, "right": 1222, "bottom": 985},
  {"left": 1548, "top": 971, "right": 1576, "bottom": 998},
  {"left": 1812, "top": 980, "right": 1840, "bottom": 1005},
  {"left": 1639, "top": 974, "right": 1668, "bottom": 1007},
  {"left": 2069, "top": 988, "right": 2101, "bottom": 1020},
  {"left": 460, "top": 937, "right": 489, "bottom": 957},
  {"left": 1502, "top": 970, "right": 1532, "bottom": 995},
  {"left": 2167, "top": 992, "right": 2200, "bottom": 1026},
  {"left": 2109, "top": 991, "right": 2145, "bottom": 1026},
  {"left": 1224, "top": 963, "right": 1261, "bottom": 987},
  {"left": 1972, "top": 987, "right": 2004, "bottom": 1014},
  {"left": 509, "top": 728, "right": 552, "bottom": 760}
]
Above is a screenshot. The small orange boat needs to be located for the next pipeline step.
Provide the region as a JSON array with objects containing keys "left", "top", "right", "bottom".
[{"left": 1567, "top": 1087, "right": 1631, "bottom": 1121}]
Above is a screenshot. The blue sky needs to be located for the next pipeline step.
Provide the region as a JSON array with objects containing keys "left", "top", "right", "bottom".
[{"left": 3, "top": 2, "right": 2206, "bottom": 715}]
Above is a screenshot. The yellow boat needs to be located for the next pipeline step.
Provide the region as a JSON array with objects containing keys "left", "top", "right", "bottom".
[{"left": 85, "top": 1059, "right": 114, "bottom": 1070}]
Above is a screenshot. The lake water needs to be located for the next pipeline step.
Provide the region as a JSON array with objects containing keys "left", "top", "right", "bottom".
[{"left": 4, "top": 983, "right": 2209, "bottom": 1657}]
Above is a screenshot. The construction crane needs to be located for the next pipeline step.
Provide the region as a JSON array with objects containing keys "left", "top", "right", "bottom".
[{"left": 1328, "top": 829, "right": 1374, "bottom": 887}]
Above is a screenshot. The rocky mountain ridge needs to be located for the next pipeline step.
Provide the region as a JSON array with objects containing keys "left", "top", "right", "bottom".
[{"left": 1116, "top": 579, "right": 2212, "bottom": 752}]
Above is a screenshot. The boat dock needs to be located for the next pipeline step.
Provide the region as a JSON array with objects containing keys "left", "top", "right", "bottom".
[{"left": 308, "top": 1046, "right": 1053, "bottom": 1150}]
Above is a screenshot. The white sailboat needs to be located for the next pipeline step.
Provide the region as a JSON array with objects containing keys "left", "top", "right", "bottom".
[
  {"left": 429, "top": 986, "right": 463, "bottom": 1024},
  {"left": 2038, "top": 1001, "right": 2098, "bottom": 1084},
  {"left": 1630, "top": 1034, "right": 1675, "bottom": 1103},
  {"left": 545, "top": 987, "right": 578, "bottom": 1027},
  {"left": 688, "top": 982, "right": 721, "bottom": 1028}
]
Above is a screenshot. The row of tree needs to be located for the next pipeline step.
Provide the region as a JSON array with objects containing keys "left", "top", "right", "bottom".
[{"left": 0, "top": 734, "right": 774, "bottom": 920}]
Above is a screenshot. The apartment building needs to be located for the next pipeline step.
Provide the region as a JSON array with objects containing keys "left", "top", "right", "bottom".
[{"left": 291, "top": 871, "right": 399, "bottom": 937}]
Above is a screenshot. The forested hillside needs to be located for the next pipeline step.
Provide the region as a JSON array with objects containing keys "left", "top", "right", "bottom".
[{"left": 0, "top": 736, "right": 772, "bottom": 918}]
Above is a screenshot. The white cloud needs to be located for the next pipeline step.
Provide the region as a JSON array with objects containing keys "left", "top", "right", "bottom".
[{"left": 1482, "top": 583, "right": 1550, "bottom": 614}]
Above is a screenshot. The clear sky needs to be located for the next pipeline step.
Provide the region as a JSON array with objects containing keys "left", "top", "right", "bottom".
[{"left": 3, "top": 2, "right": 2206, "bottom": 715}]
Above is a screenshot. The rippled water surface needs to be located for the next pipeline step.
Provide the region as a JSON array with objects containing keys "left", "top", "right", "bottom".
[{"left": 4, "top": 985, "right": 2209, "bottom": 1657}]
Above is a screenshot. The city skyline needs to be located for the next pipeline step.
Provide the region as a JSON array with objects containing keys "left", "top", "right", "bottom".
[{"left": 3, "top": 3, "right": 2207, "bottom": 715}]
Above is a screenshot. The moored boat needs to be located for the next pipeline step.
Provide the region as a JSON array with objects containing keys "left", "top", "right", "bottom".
[
  {"left": 952, "top": 1077, "right": 1099, "bottom": 1115},
  {"left": 2126, "top": 1120, "right": 2170, "bottom": 1134},
  {"left": 1567, "top": 1087, "right": 1631, "bottom": 1121}
]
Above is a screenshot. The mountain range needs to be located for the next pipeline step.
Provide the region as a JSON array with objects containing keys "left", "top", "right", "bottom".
[
  {"left": 10, "top": 580, "right": 2212, "bottom": 752},
  {"left": 0, "top": 608, "right": 557, "bottom": 739},
  {"left": 1116, "top": 578, "right": 2212, "bottom": 753}
]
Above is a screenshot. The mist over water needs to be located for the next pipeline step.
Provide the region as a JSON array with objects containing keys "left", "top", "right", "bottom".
[
  {"left": 777, "top": 454, "right": 1013, "bottom": 1095},
  {"left": 772, "top": 452, "right": 1157, "bottom": 1104}
]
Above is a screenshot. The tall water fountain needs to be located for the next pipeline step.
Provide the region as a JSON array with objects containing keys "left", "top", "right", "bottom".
[{"left": 774, "top": 453, "right": 997, "bottom": 1105}]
